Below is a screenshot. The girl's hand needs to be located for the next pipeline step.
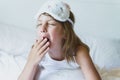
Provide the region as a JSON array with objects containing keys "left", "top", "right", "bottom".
[
  {"left": 27, "top": 38, "right": 50, "bottom": 66},
  {"left": 18, "top": 38, "right": 49, "bottom": 80}
]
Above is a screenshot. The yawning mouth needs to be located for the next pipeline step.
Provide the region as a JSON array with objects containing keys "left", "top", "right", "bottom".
[
  {"left": 43, "top": 37, "right": 50, "bottom": 42},
  {"left": 47, "top": 38, "right": 49, "bottom": 42}
]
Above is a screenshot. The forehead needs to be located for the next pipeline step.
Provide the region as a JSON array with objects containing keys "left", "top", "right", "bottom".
[
  {"left": 38, "top": 14, "right": 54, "bottom": 21},
  {"left": 37, "top": 13, "right": 64, "bottom": 26}
]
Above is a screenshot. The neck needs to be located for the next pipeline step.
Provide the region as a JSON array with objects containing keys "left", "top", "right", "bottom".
[{"left": 48, "top": 49, "right": 65, "bottom": 61}]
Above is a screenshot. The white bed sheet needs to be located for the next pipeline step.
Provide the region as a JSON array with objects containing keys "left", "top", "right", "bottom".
[{"left": 0, "top": 50, "right": 26, "bottom": 80}]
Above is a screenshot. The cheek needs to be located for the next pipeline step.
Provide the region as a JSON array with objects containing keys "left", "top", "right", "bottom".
[
  {"left": 49, "top": 29, "right": 57, "bottom": 38},
  {"left": 49, "top": 28, "right": 64, "bottom": 40}
]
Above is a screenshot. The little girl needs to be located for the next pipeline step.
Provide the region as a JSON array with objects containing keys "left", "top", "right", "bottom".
[{"left": 18, "top": 0, "right": 119, "bottom": 80}]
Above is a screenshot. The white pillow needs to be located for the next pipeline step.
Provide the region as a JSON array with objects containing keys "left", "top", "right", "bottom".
[
  {"left": 0, "top": 22, "right": 36, "bottom": 56},
  {"left": 79, "top": 34, "right": 120, "bottom": 69}
]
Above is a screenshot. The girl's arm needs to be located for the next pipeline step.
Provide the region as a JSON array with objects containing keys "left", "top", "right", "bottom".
[
  {"left": 18, "top": 38, "right": 50, "bottom": 80},
  {"left": 75, "top": 46, "right": 101, "bottom": 80},
  {"left": 18, "top": 62, "right": 39, "bottom": 80}
]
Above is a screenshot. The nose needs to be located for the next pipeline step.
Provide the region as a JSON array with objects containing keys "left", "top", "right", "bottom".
[
  {"left": 40, "top": 24, "right": 47, "bottom": 33},
  {"left": 41, "top": 29, "right": 46, "bottom": 33}
]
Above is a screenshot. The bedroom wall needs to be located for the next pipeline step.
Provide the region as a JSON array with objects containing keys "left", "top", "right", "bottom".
[{"left": 0, "top": 0, "right": 120, "bottom": 39}]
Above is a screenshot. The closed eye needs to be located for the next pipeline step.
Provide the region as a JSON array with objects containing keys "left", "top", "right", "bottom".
[
  {"left": 48, "top": 23, "right": 56, "bottom": 26},
  {"left": 48, "top": 21, "right": 57, "bottom": 26}
]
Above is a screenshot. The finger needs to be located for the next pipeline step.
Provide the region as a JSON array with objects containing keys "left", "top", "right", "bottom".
[
  {"left": 37, "top": 41, "right": 50, "bottom": 54},
  {"left": 31, "top": 44, "right": 34, "bottom": 48},
  {"left": 34, "top": 38, "right": 43, "bottom": 48},
  {"left": 38, "top": 47, "right": 49, "bottom": 59},
  {"left": 35, "top": 47, "right": 49, "bottom": 63},
  {"left": 32, "top": 40, "right": 38, "bottom": 49},
  {"left": 31, "top": 40, "right": 37, "bottom": 49},
  {"left": 36, "top": 38, "right": 48, "bottom": 50}
]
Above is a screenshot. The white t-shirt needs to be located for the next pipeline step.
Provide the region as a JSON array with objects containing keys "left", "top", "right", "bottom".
[{"left": 38, "top": 53, "right": 80, "bottom": 80}]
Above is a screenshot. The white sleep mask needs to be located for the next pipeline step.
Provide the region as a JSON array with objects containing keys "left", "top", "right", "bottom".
[{"left": 35, "top": 0, "right": 73, "bottom": 25}]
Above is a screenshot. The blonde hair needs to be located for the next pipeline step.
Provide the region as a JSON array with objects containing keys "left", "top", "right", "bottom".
[{"left": 61, "top": 11, "right": 90, "bottom": 62}]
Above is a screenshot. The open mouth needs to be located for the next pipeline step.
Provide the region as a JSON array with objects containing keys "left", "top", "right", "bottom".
[
  {"left": 47, "top": 38, "right": 49, "bottom": 42},
  {"left": 43, "top": 37, "right": 50, "bottom": 42}
]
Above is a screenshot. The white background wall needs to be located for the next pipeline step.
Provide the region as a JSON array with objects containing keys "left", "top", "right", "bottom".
[{"left": 0, "top": 0, "right": 120, "bottom": 39}]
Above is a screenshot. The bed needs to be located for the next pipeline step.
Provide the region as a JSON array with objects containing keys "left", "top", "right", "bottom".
[{"left": 0, "top": 22, "right": 120, "bottom": 80}]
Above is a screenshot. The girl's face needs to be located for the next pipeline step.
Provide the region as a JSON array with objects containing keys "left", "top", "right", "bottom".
[{"left": 37, "top": 14, "right": 65, "bottom": 49}]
